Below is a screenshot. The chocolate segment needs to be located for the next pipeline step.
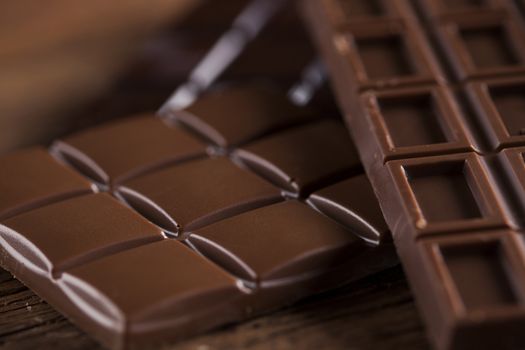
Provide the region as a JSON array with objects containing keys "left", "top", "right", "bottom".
[
  {"left": 428, "top": 9, "right": 525, "bottom": 79},
  {"left": 360, "top": 86, "right": 472, "bottom": 160},
  {"left": 466, "top": 76, "right": 525, "bottom": 149},
  {"left": 52, "top": 115, "right": 206, "bottom": 186},
  {"left": 307, "top": 175, "right": 389, "bottom": 244},
  {"left": 0, "top": 193, "right": 163, "bottom": 276},
  {"left": 0, "top": 147, "right": 94, "bottom": 220},
  {"left": 387, "top": 153, "right": 507, "bottom": 236},
  {"left": 233, "top": 119, "right": 362, "bottom": 196},
  {"left": 117, "top": 157, "right": 282, "bottom": 235},
  {"left": 404, "top": 231, "right": 525, "bottom": 350},
  {"left": 0, "top": 86, "right": 396, "bottom": 349},
  {"left": 172, "top": 85, "right": 316, "bottom": 148},
  {"left": 60, "top": 240, "right": 243, "bottom": 349},
  {"left": 188, "top": 201, "right": 363, "bottom": 284},
  {"left": 302, "top": 0, "right": 525, "bottom": 348}
]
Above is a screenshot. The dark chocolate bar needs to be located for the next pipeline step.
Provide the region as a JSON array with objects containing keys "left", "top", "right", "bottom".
[
  {"left": 302, "top": 0, "right": 525, "bottom": 349},
  {"left": 0, "top": 85, "right": 396, "bottom": 349}
]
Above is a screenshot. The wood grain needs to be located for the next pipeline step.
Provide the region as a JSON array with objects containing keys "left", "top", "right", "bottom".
[{"left": 0, "top": 266, "right": 430, "bottom": 350}]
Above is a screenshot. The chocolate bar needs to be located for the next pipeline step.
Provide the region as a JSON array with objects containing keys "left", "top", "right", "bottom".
[
  {"left": 302, "top": 0, "right": 525, "bottom": 349},
  {"left": 0, "top": 85, "right": 396, "bottom": 349}
]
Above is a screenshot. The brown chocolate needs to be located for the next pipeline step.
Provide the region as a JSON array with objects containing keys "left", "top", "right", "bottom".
[
  {"left": 233, "top": 119, "right": 362, "bottom": 196},
  {"left": 117, "top": 157, "right": 282, "bottom": 235},
  {"left": 60, "top": 240, "right": 243, "bottom": 349},
  {"left": 1, "top": 193, "right": 163, "bottom": 276},
  {"left": 0, "top": 85, "right": 396, "bottom": 349},
  {"left": 307, "top": 175, "right": 390, "bottom": 244},
  {"left": 302, "top": 0, "right": 525, "bottom": 348},
  {"left": 188, "top": 200, "right": 362, "bottom": 284},
  {"left": 0, "top": 147, "right": 94, "bottom": 220},
  {"left": 51, "top": 116, "right": 206, "bottom": 186},
  {"left": 173, "top": 85, "right": 315, "bottom": 148}
]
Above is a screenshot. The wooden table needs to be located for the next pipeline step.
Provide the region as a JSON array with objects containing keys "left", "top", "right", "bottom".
[
  {"left": 0, "top": 266, "right": 428, "bottom": 350},
  {"left": 0, "top": 2, "right": 430, "bottom": 349}
]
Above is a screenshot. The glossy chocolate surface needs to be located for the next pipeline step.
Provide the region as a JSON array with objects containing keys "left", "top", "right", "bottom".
[
  {"left": 234, "top": 119, "right": 361, "bottom": 196},
  {"left": 0, "top": 86, "right": 395, "bottom": 349},
  {"left": 307, "top": 175, "right": 389, "bottom": 244},
  {"left": 303, "top": 0, "right": 525, "bottom": 349},
  {"left": 52, "top": 116, "right": 206, "bottom": 186},
  {"left": 117, "top": 157, "right": 282, "bottom": 235},
  {"left": 0, "top": 147, "right": 94, "bottom": 220},
  {"left": 189, "top": 200, "right": 362, "bottom": 284},
  {"left": 61, "top": 240, "right": 243, "bottom": 348},
  {"left": 174, "top": 85, "right": 316, "bottom": 148},
  {"left": 2, "top": 193, "right": 163, "bottom": 276}
]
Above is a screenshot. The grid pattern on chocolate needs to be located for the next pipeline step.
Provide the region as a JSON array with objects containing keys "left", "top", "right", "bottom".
[
  {"left": 303, "top": 0, "right": 525, "bottom": 349},
  {"left": 0, "top": 86, "right": 394, "bottom": 349},
  {"left": 0, "top": 148, "right": 95, "bottom": 221}
]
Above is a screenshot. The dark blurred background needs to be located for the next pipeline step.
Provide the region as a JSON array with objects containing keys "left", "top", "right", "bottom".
[{"left": 0, "top": 0, "right": 337, "bottom": 154}]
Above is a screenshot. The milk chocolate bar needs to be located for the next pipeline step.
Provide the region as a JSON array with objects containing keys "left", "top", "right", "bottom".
[
  {"left": 0, "top": 85, "right": 396, "bottom": 349},
  {"left": 303, "top": 0, "right": 525, "bottom": 349}
]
